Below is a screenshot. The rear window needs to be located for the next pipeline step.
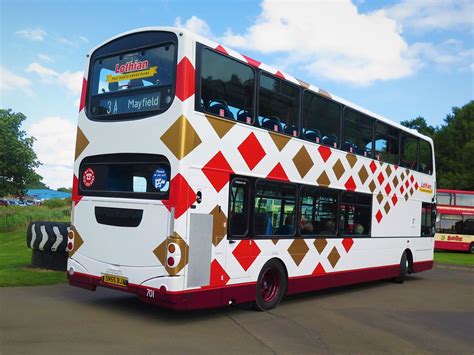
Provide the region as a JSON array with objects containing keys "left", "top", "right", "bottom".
[
  {"left": 79, "top": 154, "right": 170, "bottom": 200},
  {"left": 88, "top": 31, "right": 177, "bottom": 121}
]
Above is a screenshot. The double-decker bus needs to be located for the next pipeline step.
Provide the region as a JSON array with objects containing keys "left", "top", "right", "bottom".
[
  {"left": 67, "top": 27, "right": 436, "bottom": 310},
  {"left": 435, "top": 189, "right": 474, "bottom": 253}
]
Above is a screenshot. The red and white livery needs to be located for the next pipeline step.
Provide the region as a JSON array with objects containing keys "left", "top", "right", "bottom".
[{"left": 67, "top": 27, "right": 436, "bottom": 310}]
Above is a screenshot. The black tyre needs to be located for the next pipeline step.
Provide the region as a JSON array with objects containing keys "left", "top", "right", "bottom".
[
  {"left": 469, "top": 243, "right": 474, "bottom": 254},
  {"left": 254, "top": 259, "right": 287, "bottom": 311},
  {"left": 26, "top": 221, "right": 70, "bottom": 252},
  {"left": 393, "top": 252, "right": 408, "bottom": 284}
]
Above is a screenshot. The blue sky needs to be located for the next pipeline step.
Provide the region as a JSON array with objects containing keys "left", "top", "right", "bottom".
[{"left": 0, "top": 0, "right": 473, "bottom": 188}]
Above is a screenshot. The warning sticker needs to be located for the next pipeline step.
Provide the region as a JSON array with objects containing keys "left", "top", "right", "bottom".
[
  {"left": 82, "top": 168, "right": 95, "bottom": 188},
  {"left": 152, "top": 168, "right": 168, "bottom": 191}
]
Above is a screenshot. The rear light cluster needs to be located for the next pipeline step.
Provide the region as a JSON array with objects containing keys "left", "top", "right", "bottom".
[
  {"left": 67, "top": 229, "right": 75, "bottom": 252},
  {"left": 166, "top": 242, "right": 177, "bottom": 267}
]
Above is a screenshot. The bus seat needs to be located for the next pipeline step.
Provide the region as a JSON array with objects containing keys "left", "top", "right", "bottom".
[
  {"left": 261, "top": 116, "right": 282, "bottom": 132},
  {"left": 108, "top": 81, "right": 119, "bottom": 92},
  {"left": 255, "top": 213, "right": 270, "bottom": 235},
  {"left": 284, "top": 124, "right": 298, "bottom": 136},
  {"left": 237, "top": 109, "right": 252, "bottom": 124},
  {"left": 207, "top": 100, "right": 234, "bottom": 119},
  {"left": 342, "top": 140, "right": 354, "bottom": 152},
  {"left": 303, "top": 129, "right": 321, "bottom": 142},
  {"left": 129, "top": 79, "right": 144, "bottom": 88},
  {"left": 322, "top": 135, "right": 338, "bottom": 148}
]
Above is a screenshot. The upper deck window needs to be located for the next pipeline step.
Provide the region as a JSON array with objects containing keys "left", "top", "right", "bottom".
[
  {"left": 200, "top": 49, "right": 255, "bottom": 123},
  {"left": 343, "top": 109, "right": 374, "bottom": 158},
  {"left": 88, "top": 31, "right": 177, "bottom": 121}
]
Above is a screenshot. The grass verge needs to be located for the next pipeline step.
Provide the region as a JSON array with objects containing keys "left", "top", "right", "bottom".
[
  {"left": 434, "top": 251, "right": 474, "bottom": 267},
  {"left": 0, "top": 230, "right": 67, "bottom": 287}
]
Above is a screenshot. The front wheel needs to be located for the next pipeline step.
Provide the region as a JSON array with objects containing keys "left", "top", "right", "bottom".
[{"left": 254, "top": 259, "right": 287, "bottom": 311}]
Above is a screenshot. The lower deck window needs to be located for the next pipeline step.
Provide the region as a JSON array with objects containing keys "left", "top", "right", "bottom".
[{"left": 339, "top": 192, "right": 371, "bottom": 236}]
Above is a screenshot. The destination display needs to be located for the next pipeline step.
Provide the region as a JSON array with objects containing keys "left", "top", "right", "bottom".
[{"left": 98, "top": 91, "right": 161, "bottom": 115}]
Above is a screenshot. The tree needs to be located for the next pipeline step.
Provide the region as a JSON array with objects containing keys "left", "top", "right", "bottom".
[
  {"left": 0, "top": 109, "right": 42, "bottom": 196},
  {"left": 57, "top": 187, "right": 72, "bottom": 193},
  {"left": 435, "top": 101, "right": 474, "bottom": 190},
  {"left": 400, "top": 116, "right": 436, "bottom": 137}
]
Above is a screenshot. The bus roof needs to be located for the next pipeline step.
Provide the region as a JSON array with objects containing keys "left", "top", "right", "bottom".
[{"left": 87, "top": 26, "right": 434, "bottom": 145}]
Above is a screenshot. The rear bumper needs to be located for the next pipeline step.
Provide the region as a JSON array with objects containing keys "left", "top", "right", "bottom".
[{"left": 435, "top": 241, "right": 470, "bottom": 252}]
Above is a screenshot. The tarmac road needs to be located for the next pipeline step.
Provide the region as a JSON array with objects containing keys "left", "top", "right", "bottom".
[{"left": 0, "top": 267, "right": 473, "bottom": 355}]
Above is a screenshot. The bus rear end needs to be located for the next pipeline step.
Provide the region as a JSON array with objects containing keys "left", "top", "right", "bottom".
[{"left": 67, "top": 28, "right": 193, "bottom": 308}]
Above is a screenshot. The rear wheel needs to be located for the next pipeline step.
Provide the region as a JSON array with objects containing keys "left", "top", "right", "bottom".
[
  {"left": 469, "top": 243, "right": 474, "bottom": 254},
  {"left": 393, "top": 252, "right": 408, "bottom": 284},
  {"left": 255, "top": 259, "right": 287, "bottom": 311}
]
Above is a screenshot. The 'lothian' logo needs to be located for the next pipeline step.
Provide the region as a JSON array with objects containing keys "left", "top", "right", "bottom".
[{"left": 115, "top": 60, "right": 149, "bottom": 74}]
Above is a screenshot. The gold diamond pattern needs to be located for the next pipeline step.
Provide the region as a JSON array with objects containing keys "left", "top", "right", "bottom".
[
  {"left": 384, "top": 201, "right": 391, "bottom": 213},
  {"left": 346, "top": 153, "right": 357, "bottom": 168},
  {"left": 74, "top": 127, "right": 89, "bottom": 160},
  {"left": 377, "top": 193, "right": 384, "bottom": 204},
  {"left": 314, "top": 239, "right": 328, "bottom": 254},
  {"left": 153, "top": 232, "right": 189, "bottom": 276},
  {"left": 410, "top": 187, "right": 414, "bottom": 195},
  {"left": 288, "top": 239, "right": 309, "bottom": 266},
  {"left": 206, "top": 114, "right": 235, "bottom": 139},
  {"left": 401, "top": 172, "right": 405, "bottom": 181},
  {"left": 210, "top": 205, "right": 227, "bottom": 246},
  {"left": 358, "top": 165, "right": 369, "bottom": 184},
  {"left": 316, "top": 171, "right": 331, "bottom": 187},
  {"left": 271, "top": 239, "right": 279, "bottom": 245},
  {"left": 293, "top": 146, "right": 313, "bottom": 178},
  {"left": 269, "top": 132, "right": 291, "bottom": 151},
  {"left": 332, "top": 159, "right": 345, "bottom": 180},
  {"left": 160, "top": 115, "right": 202, "bottom": 160},
  {"left": 68, "top": 225, "right": 84, "bottom": 257},
  {"left": 369, "top": 180, "right": 376, "bottom": 192},
  {"left": 392, "top": 176, "right": 399, "bottom": 187},
  {"left": 404, "top": 193, "right": 409, "bottom": 201},
  {"left": 327, "top": 246, "right": 340, "bottom": 268},
  {"left": 385, "top": 165, "right": 392, "bottom": 177},
  {"left": 318, "top": 88, "right": 332, "bottom": 99}
]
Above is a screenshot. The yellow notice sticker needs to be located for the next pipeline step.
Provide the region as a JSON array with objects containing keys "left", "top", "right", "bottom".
[{"left": 106, "top": 66, "right": 157, "bottom": 83}]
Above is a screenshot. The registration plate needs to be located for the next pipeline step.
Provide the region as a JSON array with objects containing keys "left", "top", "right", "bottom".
[{"left": 102, "top": 274, "right": 128, "bottom": 287}]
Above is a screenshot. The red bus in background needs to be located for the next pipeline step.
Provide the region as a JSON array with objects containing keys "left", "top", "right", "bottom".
[{"left": 435, "top": 189, "right": 474, "bottom": 253}]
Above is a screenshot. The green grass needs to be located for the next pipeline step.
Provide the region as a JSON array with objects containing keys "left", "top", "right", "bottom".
[
  {"left": 434, "top": 251, "right": 474, "bottom": 266},
  {"left": 0, "top": 202, "right": 70, "bottom": 232},
  {"left": 0, "top": 230, "right": 67, "bottom": 287}
]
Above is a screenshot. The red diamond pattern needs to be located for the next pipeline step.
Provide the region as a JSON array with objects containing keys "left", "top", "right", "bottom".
[
  {"left": 405, "top": 180, "right": 409, "bottom": 188},
  {"left": 410, "top": 175, "right": 414, "bottom": 183},
  {"left": 344, "top": 176, "right": 356, "bottom": 191},
  {"left": 267, "top": 163, "right": 289, "bottom": 182},
  {"left": 202, "top": 151, "right": 234, "bottom": 192},
  {"left": 375, "top": 210, "right": 383, "bottom": 223},
  {"left": 400, "top": 186, "right": 405, "bottom": 194},
  {"left": 318, "top": 145, "right": 332, "bottom": 162},
  {"left": 377, "top": 172, "right": 385, "bottom": 185},
  {"left": 369, "top": 161, "right": 377, "bottom": 173},
  {"left": 232, "top": 240, "right": 261, "bottom": 271},
  {"left": 162, "top": 174, "right": 196, "bottom": 219},
  {"left": 215, "top": 45, "right": 228, "bottom": 55},
  {"left": 175, "top": 57, "right": 195, "bottom": 101},
  {"left": 209, "top": 259, "right": 230, "bottom": 287},
  {"left": 275, "top": 70, "right": 285, "bottom": 79},
  {"left": 342, "top": 238, "right": 354, "bottom": 253},
  {"left": 391, "top": 194, "right": 398, "bottom": 206},
  {"left": 384, "top": 183, "right": 392, "bottom": 195},
  {"left": 238, "top": 132, "right": 266, "bottom": 170},
  {"left": 414, "top": 182, "right": 419, "bottom": 190},
  {"left": 312, "top": 263, "right": 326, "bottom": 276},
  {"left": 242, "top": 54, "right": 261, "bottom": 68},
  {"left": 79, "top": 78, "right": 87, "bottom": 112}
]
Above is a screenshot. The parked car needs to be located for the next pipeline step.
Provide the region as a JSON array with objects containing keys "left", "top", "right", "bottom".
[{"left": 0, "top": 199, "right": 9, "bottom": 206}]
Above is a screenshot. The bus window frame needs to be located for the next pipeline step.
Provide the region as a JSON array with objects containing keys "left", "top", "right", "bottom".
[
  {"left": 195, "top": 43, "right": 257, "bottom": 125},
  {"left": 301, "top": 89, "right": 343, "bottom": 148},
  {"left": 228, "top": 177, "right": 252, "bottom": 238},
  {"left": 87, "top": 31, "right": 178, "bottom": 122},
  {"left": 257, "top": 71, "right": 301, "bottom": 138}
]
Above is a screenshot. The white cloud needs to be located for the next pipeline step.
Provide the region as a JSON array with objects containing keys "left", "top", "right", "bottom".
[
  {"left": 0, "top": 66, "right": 33, "bottom": 96},
  {"left": 384, "top": 0, "right": 474, "bottom": 31},
  {"left": 27, "top": 117, "right": 76, "bottom": 189},
  {"left": 175, "top": 16, "right": 213, "bottom": 38},
  {"left": 220, "top": 0, "right": 416, "bottom": 85},
  {"left": 26, "top": 63, "right": 83, "bottom": 97},
  {"left": 408, "top": 40, "right": 474, "bottom": 70},
  {"left": 15, "top": 27, "right": 47, "bottom": 41},
  {"left": 38, "top": 53, "right": 54, "bottom": 63}
]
